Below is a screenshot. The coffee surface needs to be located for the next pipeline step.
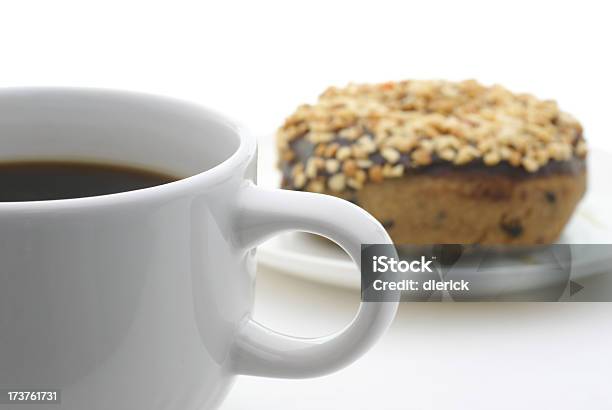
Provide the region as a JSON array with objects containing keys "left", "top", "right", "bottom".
[{"left": 0, "top": 161, "right": 178, "bottom": 202}]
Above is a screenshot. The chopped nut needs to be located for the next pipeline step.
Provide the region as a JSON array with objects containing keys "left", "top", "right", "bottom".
[
  {"left": 369, "top": 165, "right": 384, "bottom": 183},
  {"left": 510, "top": 135, "right": 529, "bottom": 152},
  {"left": 357, "top": 136, "right": 377, "bottom": 153},
  {"left": 339, "top": 126, "right": 363, "bottom": 140},
  {"left": 575, "top": 140, "right": 588, "bottom": 157},
  {"left": 307, "top": 179, "right": 325, "bottom": 193},
  {"left": 522, "top": 156, "right": 539, "bottom": 172},
  {"left": 307, "top": 131, "right": 334, "bottom": 144},
  {"left": 381, "top": 147, "right": 401, "bottom": 164},
  {"left": 291, "top": 162, "right": 304, "bottom": 177},
  {"left": 483, "top": 150, "right": 501, "bottom": 166},
  {"left": 412, "top": 148, "right": 432, "bottom": 166},
  {"left": 282, "top": 123, "right": 308, "bottom": 141},
  {"left": 547, "top": 142, "right": 572, "bottom": 161},
  {"left": 310, "top": 121, "right": 333, "bottom": 132},
  {"left": 478, "top": 139, "right": 497, "bottom": 153},
  {"left": 305, "top": 158, "right": 322, "bottom": 178},
  {"left": 434, "top": 135, "right": 460, "bottom": 151},
  {"left": 347, "top": 178, "right": 363, "bottom": 190},
  {"left": 535, "top": 149, "right": 550, "bottom": 166},
  {"left": 343, "top": 160, "right": 358, "bottom": 177},
  {"left": 438, "top": 148, "right": 456, "bottom": 161},
  {"left": 357, "top": 159, "right": 373, "bottom": 168},
  {"left": 336, "top": 146, "right": 352, "bottom": 161},
  {"left": 325, "top": 159, "right": 340, "bottom": 174},
  {"left": 293, "top": 173, "right": 306, "bottom": 189},
  {"left": 382, "top": 164, "right": 404, "bottom": 178},
  {"left": 387, "top": 135, "right": 418, "bottom": 152},
  {"left": 314, "top": 144, "right": 326, "bottom": 157},
  {"left": 328, "top": 173, "right": 346, "bottom": 192},
  {"left": 354, "top": 169, "right": 367, "bottom": 183},
  {"left": 418, "top": 139, "right": 434, "bottom": 153},
  {"left": 499, "top": 146, "right": 513, "bottom": 160},
  {"left": 324, "top": 143, "right": 340, "bottom": 158},
  {"left": 526, "top": 124, "right": 552, "bottom": 143},
  {"left": 454, "top": 145, "right": 479, "bottom": 165},
  {"left": 351, "top": 145, "right": 369, "bottom": 159},
  {"left": 281, "top": 149, "right": 295, "bottom": 163},
  {"left": 508, "top": 150, "right": 522, "bottom": 166}
]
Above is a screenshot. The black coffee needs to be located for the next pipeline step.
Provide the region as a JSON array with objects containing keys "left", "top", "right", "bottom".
[{"left": 0, "top": 161, "right": 179, "bottom": 202}]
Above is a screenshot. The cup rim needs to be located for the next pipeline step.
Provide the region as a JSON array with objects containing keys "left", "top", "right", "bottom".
[{"left": 0, "top": 87, "right": 256, "bottom": 212}]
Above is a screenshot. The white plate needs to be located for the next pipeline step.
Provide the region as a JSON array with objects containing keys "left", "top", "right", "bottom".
[{"left": 256, "top": 135, "right": 612, "bottom": 289}]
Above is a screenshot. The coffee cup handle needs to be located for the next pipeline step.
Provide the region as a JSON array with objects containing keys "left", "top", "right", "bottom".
[{"left": 230, "top": 182, "right": 399, "bottom": 378}]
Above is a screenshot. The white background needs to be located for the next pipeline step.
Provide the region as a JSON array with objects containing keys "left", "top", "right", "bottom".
[
  {"left": 0, "top": 0, "right": 611, "bottom": 150},
  {"left": 1, "top": 1, "right": 611, "bottom": 409}
]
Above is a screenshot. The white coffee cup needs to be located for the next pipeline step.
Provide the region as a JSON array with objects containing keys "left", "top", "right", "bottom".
[{"left": 0, "top": 88, "right": 398, "bottom": 409}]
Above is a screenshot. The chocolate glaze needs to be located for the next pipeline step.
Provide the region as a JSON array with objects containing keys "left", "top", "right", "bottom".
[
  {"left": 282, "top": 133, "right": 586, "bottom": 190},
  {"left": 400, "top": 155, "right": 586, "bottom": 179}
]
